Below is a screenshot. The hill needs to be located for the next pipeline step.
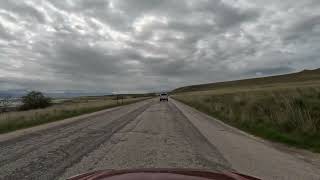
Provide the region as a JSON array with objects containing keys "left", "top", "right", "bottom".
[
  {"left": 172, "top": 68, "right": 320, "bottom": 93},
  {"left": 172, "top": 68, "right": 320, "bottom": 152}
]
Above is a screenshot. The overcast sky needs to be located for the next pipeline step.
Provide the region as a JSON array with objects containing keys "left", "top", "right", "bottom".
[{"left": 0, "top": 0, "right": 320, "bottom": 93}]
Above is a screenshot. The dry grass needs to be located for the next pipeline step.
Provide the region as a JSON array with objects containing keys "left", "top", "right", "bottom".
[
  {"left": 172, "top": 69, "right": 320, "bottom": 151},
  {"left": 173, "top": 86, "right": 320, "bottom": 152},
  {"left": 0, "top": 97, "right": 149, "bottom": 134}
]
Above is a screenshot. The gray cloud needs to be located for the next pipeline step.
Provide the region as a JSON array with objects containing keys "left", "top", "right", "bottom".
[
  {"left": 283, "top": 15, "right": 320, "bottom": 42},
  {"left": 0, "top": 23, "right": 14, "bottom": 40},
  {"left": 0, "top": 0, "right": 319, "bottom": 93},
  {"left": 0, "top": 1, "right": 46, "bottom": 23},
  {"left": 243, "top": 66, "right": 295, "bottom": 77}
]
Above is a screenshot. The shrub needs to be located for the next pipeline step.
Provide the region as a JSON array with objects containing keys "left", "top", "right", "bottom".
[{"left": 20, "top": 91, "right": 52, "bottom": 110}]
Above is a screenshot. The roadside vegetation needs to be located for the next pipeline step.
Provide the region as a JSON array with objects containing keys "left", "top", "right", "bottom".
[
  {"left": 173, "top": 69, "right": 320, "bottom": 152},
  {"left": 20, "top": 91, "right": 52, "bottom": 110},
  {"left": 0, "top": 96, "right": 150, "bottom": 134}
]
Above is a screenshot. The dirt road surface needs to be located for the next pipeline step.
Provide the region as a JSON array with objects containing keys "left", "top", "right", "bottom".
[{"left": 0, "top": 98, "right": 319, "bottom": 180}]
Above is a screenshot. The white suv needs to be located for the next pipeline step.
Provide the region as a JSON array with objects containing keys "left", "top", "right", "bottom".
[{"left": 160, "top": 93, "right": 168, "bottom": 101}]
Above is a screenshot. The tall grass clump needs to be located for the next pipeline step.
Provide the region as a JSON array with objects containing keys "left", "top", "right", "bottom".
[{"left": 174, "top": 87, "right": 320, "bottom": 152}]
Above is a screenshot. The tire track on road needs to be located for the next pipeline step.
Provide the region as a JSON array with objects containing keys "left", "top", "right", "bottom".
[
  {"left": 0, "top": 108, "right": 121, "bottom": 167},
  {"left": 1, "top": 101, "right": 152, "bottom": 180},
  {"left": 0, "top": 103, "right": 142, "bottom": 168}
]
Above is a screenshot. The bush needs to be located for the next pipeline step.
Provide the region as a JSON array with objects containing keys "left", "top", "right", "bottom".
[{"left": 20, "top": 91, "right": 52, "bottom": 110}]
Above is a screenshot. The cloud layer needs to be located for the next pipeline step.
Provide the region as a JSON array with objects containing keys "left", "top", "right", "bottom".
[{"left": 0, "top": 0, "right": 320, "bottom": 93}]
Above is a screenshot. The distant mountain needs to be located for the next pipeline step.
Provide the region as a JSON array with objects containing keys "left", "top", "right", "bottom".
[
  {"left": 172, "top": 68, "right": 320, "bottom": 93},
  {"left": 44, "top": 92, "right": 111, "bottom": 98},
  {"left": 0, "top": 89, "right": 27, "bottom": 98},
  {"left": 0, "top": 90, "right": 111, "bottom": 99}
]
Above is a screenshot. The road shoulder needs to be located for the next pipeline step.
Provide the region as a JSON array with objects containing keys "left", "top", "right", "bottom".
[{"left": 171, "top": 98, "right": 320, "bottom": 180}]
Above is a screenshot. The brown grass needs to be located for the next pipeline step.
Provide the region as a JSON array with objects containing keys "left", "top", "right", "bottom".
[{"left": 173, "top": 86, "right": 320, "bottom": 152}]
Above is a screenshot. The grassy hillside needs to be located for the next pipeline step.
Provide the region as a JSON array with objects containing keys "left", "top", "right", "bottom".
[
  {"left": 172, "top": 69, "right": 320, "bottom": 152},
  {"left": 173, "top": 68, "right": 320, "bottom": 93}
]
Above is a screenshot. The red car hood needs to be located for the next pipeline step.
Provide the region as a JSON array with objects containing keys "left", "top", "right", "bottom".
[{"left": 67, "top": 168, "right": 261, "bottom": 180}]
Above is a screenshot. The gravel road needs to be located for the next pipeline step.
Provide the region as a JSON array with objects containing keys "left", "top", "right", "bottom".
[{"left": 0, "top": 98, "right": 319, "bottom": 180}]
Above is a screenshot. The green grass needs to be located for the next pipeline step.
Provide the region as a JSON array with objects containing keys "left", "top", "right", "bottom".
[
  {"left": 172, "top": 68, "right": 320, "bottom": 152},
  {"left": 0, "top": 97, "right": 149, "bottom": 134},
  {"left": 173, "top": 87, "right": 320, "bottom": 152}
]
